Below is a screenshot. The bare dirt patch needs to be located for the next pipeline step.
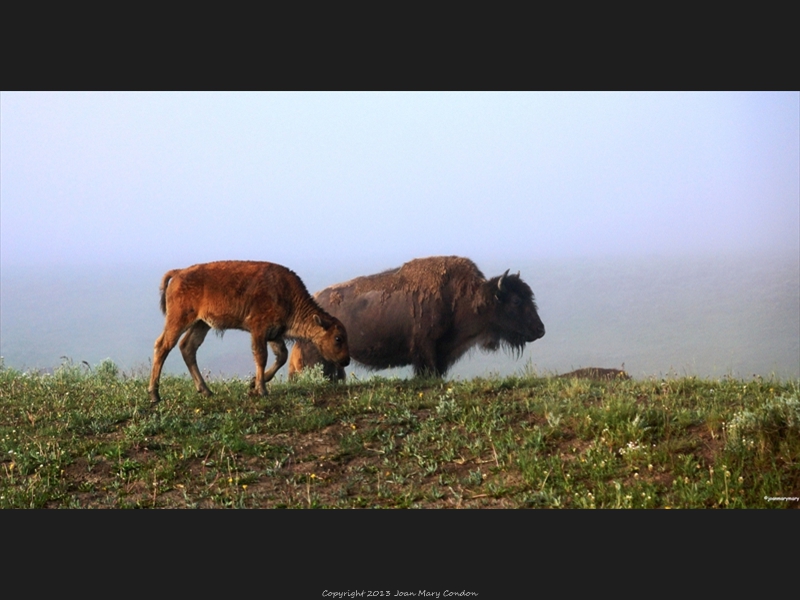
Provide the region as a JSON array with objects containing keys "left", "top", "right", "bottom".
[{"left": 558, "top": 367, "right": 631, "bottom": 381}]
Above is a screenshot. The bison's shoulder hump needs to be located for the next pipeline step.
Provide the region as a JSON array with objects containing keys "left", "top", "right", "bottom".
[
  {"left": 321, "top": 268, "right": 403, "bottom": 298},
  {"left": 318, "top": 257, "right": 486, "bottom": 301},
  {"left": 396, "top": 256, "right": 486, "bottom": 292},
  {"left": 400, "top": 256, "right": 483, "bottom": 277}
]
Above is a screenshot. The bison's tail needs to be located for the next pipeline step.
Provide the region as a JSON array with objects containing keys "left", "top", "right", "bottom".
[{"left": 158, "top": 270, "right": 178, "bottom": 315}]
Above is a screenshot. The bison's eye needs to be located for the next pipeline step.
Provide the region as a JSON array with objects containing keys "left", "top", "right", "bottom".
[
  {"left": 510, "top": 296, "right": 521, "bottom": 307},
  {"left": 335, "top": 336, "right": 343, "bottom": 344}
]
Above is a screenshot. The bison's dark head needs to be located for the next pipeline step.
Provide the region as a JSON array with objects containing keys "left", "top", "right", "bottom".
[{"left": 482, "top": 270, "right": 545, "bottom": 355}]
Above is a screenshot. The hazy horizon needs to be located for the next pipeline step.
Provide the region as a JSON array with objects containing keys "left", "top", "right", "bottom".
[{"left": 2, "top": 253, "right": 797, "bottom": 381}]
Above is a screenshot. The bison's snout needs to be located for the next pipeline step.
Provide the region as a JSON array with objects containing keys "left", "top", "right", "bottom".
[
  {"left": 339, "top": 355, "right": 351, "bottom": 367},
  {"left": 527, "top": 324, "right": 545, "bottom": 342}
]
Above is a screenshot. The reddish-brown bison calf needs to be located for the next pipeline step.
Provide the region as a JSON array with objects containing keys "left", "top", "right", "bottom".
[{"left": 148, "top": 260, "right": 349, "bottom": 404}]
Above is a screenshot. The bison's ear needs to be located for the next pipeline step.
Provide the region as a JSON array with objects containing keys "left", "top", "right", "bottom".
[{"left": 497, "top": 269, "right": 510, "bottom": 293}]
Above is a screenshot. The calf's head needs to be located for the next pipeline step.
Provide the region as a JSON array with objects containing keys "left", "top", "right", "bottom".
[{"left": 309, "top": 314, "right": 350, "bottom": 367}]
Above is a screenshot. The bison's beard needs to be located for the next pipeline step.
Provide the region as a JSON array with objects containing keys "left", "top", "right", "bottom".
[{"left": 480, "top": 335, "right": 526, "bottom": 359}]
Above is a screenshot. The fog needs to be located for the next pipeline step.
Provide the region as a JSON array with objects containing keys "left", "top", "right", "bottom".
[
  {"left": 2, "top": 92, "right": 797, "bottom": 271},
  {"left": 2, "top": 92, "right": 798, "bottom": 379}
]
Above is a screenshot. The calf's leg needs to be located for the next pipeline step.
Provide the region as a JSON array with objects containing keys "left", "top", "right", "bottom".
[
  {"left": 149, "top": 325, "right": 185, "bottom": 404},
  {"left": 250, "top": 331, "right": 270, "bottom": 396},
  {"left": 250, "top": 338, "right": 289, "bottom": 396},
  {"left": 179, "top": 321, "right": 213, "bottom": 396},
  {"left": 263, "top": 340, "right": 288, "bottom": 383}
]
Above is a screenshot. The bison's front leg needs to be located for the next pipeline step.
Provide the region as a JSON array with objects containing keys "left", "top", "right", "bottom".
[{"left": 411, "top": 341, "right": 444, "bottom": 378}]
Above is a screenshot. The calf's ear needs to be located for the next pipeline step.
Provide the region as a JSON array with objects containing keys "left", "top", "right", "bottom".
[{"left": 313, "top": 314, "right": 330, "bottom": 330}]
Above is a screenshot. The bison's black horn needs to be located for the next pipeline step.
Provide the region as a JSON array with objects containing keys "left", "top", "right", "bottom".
[{"left": 498, "top": 269, "right": 510, "bottom": 292}]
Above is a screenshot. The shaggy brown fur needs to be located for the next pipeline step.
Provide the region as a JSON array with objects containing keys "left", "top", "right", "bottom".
[
  {"left": 288, "top": 256, "right": 545, "bottom": 380},
  {"left": 325, "top": 256, "right": 494, "bottom": 318},
  {"left": 148, "top": 261, "right": 349, "bottom": 404}
]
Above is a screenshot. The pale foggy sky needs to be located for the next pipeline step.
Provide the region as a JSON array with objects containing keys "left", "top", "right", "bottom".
[{"left": 1, "top": 92, "right": 798, "bottom": 273}]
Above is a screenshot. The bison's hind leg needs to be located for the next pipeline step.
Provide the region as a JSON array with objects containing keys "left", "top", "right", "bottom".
[
  {"left": 335, "top": 365, "right": 347, "bottom": 382},
  {"left": 287, "top": 342, "right": 305, "bottom": 381},
  {"left": 288, "top": 340, "right": 341, "bottom": 382},
  {"left": 179, "top": 321, "right": 213, "bottom": 397}
]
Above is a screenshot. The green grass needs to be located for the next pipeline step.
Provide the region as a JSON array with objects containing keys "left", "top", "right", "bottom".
[{"left": 1, "top": 358, "right": 798, "bottom": 508}]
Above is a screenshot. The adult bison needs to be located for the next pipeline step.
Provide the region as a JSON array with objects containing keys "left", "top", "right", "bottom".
[
  {"left": 288, "top": 256, "right": 544, "bottom": 380},
  {"left": 148, "top": 260, "right": 349, "bottom": 404}
]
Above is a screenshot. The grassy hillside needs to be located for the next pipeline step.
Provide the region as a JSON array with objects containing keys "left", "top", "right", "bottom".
[{"left": 1, "top": 359, "right": 798, "bottom": 508}]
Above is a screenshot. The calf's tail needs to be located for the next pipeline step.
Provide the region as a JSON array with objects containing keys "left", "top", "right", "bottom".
[{"left": 159, "top": 270, "right": 178, "bottom": 315}]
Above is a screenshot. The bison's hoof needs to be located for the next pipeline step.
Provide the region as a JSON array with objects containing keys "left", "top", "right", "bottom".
[{"left": 148, "top": 391, "right": 162, "bottom": 405}]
